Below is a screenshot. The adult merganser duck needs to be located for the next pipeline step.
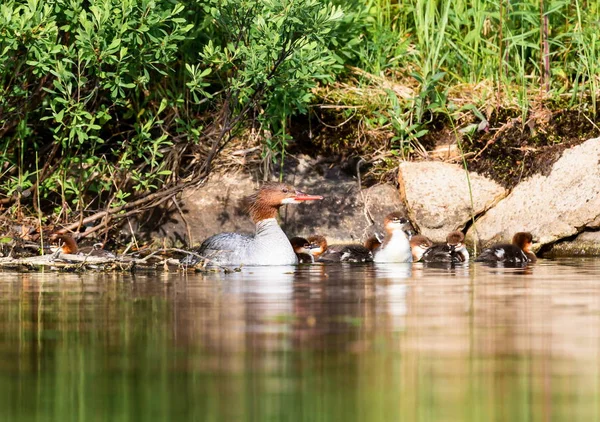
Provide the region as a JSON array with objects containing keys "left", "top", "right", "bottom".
[
  {"left": 475, "top": 232, "right": 537, "bottom": 264},
  {"left": 49, "top": 233, "right": 116, "bottom": 258},
  {"left": 307, "top": 235, "right": 373, "bottom": 263},
  {"left": 182, "top": 182, "right": 323, "bottom": 266},
  {"left": 289, "top": 236, "right": 314, "bottom": 263},
  {"left": 409, "top": 234, "right": 433, "bottom": 262},
  {"left": 422, "top": 231, "right": 469, "bottom": 264},
  {"left": 373, "top": 212, "right": 412, "bottom": 263}
]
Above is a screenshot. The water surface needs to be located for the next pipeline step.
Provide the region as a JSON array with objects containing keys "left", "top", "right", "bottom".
[{"left": 1, "top": 259, "right": 599, "bottom": 421}]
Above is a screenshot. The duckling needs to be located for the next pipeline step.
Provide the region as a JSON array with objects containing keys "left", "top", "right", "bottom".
[
  {"left": 422, "top": 231, "right": 469, "bottom": 264},
  {"left": 49, "top": 233, "right": 116, "bottom": 258},
  {"left": 289, "top": 236, "right": 314, "bottom": 263},
  {"left": 373, "top": 212, "right": 412, "bottom": 263},
  {"left": 364, "top": 235, "right": 382, "bottom": 253},
  {"left": 475, "top": 232, "right": 536, "bottom": 264},
  {"left": 409, "top": 234, "right": 434, "bottom": 262},
  {"left": 308, "top": 235, "right": 373, "bottom": 263}
]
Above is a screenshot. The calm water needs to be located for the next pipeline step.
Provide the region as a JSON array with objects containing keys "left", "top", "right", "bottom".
[{"left": 1, "top": 259, "right": 599, "bottom": 422}]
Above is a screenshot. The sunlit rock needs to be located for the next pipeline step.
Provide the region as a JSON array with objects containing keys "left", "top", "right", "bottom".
[
  {"left": 466, "top": 138, "right": 600, "bottom": 248},
  {"left": 398, "top": 161, "right": 507, "bottom": 242}
]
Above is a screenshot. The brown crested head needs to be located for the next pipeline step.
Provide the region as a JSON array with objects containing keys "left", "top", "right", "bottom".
[
  {"left": 307, "top": 235, "right": 328, "bottom": 258},
  {"left": 383, "top": 212, "right": 410, "bottom": 233},
  {"left": 364, "top": 235, "right": 382, "bottom": 251},
  {"left": 49, "top": 233, "right": 79, "bottom": 254},
  {"left": 410, "top": 234, "right": 433, "bottom": 261},
  {"left": 289, "top": 237, "right": 310, "bottom": 254},
  {"left": 446, "top": 231, "right": 465, "bottom": 246},
  {"left": 246, "top": 182, "right": 323, "bottom": 223},
  {"left": 512, "top": 232, "right": 534, "bottom": 251},
  {"left": 410, "top": 234, "right": 433, "bottom": 249}
]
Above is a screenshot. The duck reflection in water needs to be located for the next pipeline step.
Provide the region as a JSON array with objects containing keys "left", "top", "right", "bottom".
[
  {"left": 372, "top": 262, "right": 411, "bottom": 322},
  {"left": 290, "top": 264, "right": 408, "bottom": 350},
  {"left": 178, "top": 265, "right": 393, "bottom": 353}
]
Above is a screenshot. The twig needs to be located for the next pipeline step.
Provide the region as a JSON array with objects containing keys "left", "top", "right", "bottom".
[
  {"left": 312, "top": 108, "right": 357, "bottom": 129},
  {"left": 126, "top": 218, "right": 139, "bottom": 252},
  {"left": 172, "top": 197, "right": 192, "bottom": 246},
  {"left": 55, "top": 179, "right": 198, "bottom": 237},
  {"left": 472, "top": 117, "right": 521, "bottom": 161},
  {"left": 356, "top": 158, "right": 375, "bottom": 227}
]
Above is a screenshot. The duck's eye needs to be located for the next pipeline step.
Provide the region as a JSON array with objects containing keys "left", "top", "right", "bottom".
[{"left": 282, "top": 188, "right": 289, "bottom": 193}]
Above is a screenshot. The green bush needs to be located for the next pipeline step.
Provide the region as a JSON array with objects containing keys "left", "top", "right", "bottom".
[
  {"left": 1, "top": 0, "right": 193, "bottom": 214},
  {"left": 0, "top": 0, "right": 343, "bottom": 220},
  {"left": 2, "top": 0, "right": 600, "bottom": 225}
]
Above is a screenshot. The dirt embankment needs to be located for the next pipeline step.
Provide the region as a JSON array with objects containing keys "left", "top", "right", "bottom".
[{"left": 289, "top": 107, "right": 600, "bottom": 189}]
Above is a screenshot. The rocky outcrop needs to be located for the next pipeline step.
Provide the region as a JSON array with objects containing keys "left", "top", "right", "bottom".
[
  {"left": 398, "top": 161, "right": 507, "bottom": 242},
  {"left": 145, "top": 139, "right": 600, "bottom": 255},
  {"left": 466, "top": 138, "right": 600, "bottom": 248},
  {"left": 146, "top": 157, "right": 407, "bottom": 246}
]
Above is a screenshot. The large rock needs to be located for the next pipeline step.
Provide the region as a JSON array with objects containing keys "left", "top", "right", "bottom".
[
  {"left": 147, "top": 157, "right": 407, "bottom": 246},
  {"left": 544, "top": 231, "right": 600, "bottom": 257},
  {"left": 398, "top": 161, "right": 507, "bottom": 242},
  {"left": 466, "top": 138, "right": 600, "bottom": 248},
  {"left": 282, "top": 177, "right": 407, "bottom": 243}
]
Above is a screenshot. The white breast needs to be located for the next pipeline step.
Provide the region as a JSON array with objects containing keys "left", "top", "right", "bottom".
[
  {"left": 247, "top": 219, "right": 298, "bottom": 266},
  {"left": 374, "top": 231, "right": 412, "bottom": 263}
]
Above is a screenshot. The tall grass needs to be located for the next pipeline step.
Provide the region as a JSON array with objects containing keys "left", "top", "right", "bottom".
[{"left": 337, "top": 0, "right": 600, "bottom": 155}]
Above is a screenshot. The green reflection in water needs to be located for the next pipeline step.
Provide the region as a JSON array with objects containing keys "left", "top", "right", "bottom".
[{"left": 0, "top": 260, "right": 598, "bottom": 421}]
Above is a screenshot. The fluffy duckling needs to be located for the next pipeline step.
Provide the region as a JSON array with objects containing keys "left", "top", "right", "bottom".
[
  {"left": 475, "top": 232, "right": 537, "bottom": 264},
  {"left": 364, "top": 235, "right": 382, "bottom": 253},
  {"left": 422, "top": 231, "right": 469, "bottom": 264},
  {"left": 308, "top": 235, "right": 373, "bottom": 263},
  {"left": 373, "top": 212, "right": 412, "bottom": 263},
  {"left": 49, "top": 233, "right": 115, "bottom": 258},
  {"left": 409, "top": 234, "right": 434, "bottom": 262},
  {"left": 289, "top": 236, "right": 314, "bottom": 263}
]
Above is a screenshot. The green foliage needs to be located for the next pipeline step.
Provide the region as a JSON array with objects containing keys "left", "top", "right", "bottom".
[
  {"left": 2, "top": 0, "right": 600, "bottom": 222},
  {"left": 0, "top": 0, "right": 193, "bottom": 215},
  {"left": 0, "top": 0, "right": 343, "bottom": 220},
  {"left": 321, "top": 0, "right": 600, "bottom": 156},
  {"left": 197, "top": 0, "right": 343, "bottom": 166}
]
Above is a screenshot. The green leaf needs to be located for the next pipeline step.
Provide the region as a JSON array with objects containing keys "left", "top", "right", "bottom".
[{"left": 55, "top": 109, "right": 65, "bottom": 123}]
